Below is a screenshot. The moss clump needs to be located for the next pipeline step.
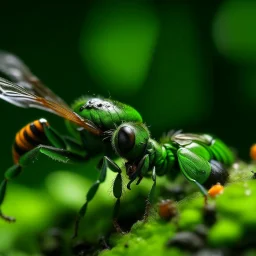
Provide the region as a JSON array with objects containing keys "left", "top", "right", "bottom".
[
  {"left": 99, "top": 161, "right": 256, "bottom": 256},
  {"left": 208, "top": 219, "right": 243, "bottom": 247},
  {"left": 179, "top": 209, "right": 202, "bottom": 230}
]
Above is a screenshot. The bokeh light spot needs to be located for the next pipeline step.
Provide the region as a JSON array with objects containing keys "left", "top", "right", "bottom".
[
  {"left": 45, "top": 170, "right": 116, "bottom": 209},
  {"left": 213, "top": 0, "right": 256, "bottom": 62},
  {"left": 45, "top": 171, "right": 93, "bottom": 208},
  {"left": 80, "top": 2, "right": 159, "bottom": 95}
]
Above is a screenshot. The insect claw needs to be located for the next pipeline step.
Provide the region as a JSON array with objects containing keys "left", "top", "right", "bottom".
[
  {"left": 127, "top": 182, "right": 132, "bottom": 190},
  {"left": 127, "top": 173, "right": 138, "bottom": 190},
  {"left": 136, "top": 176, "right": 143, "bottom": 185}
]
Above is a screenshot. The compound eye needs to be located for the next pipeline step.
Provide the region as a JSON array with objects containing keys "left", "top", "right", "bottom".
[{"left": 118, "top": 126, "right": 135, "bottom": 154}]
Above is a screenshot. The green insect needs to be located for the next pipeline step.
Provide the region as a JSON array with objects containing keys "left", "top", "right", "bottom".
[{"left": 0, "top": 51, "right": 235, "bottom": 237}]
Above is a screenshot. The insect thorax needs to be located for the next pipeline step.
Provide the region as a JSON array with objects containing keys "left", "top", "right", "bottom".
[{"left": 65, "top": 96, "right": 143, "bottom": 150}]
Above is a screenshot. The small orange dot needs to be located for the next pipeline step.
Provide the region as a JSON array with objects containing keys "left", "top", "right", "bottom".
[
  {"left": 208, "top": 183, "right": 224, "bottom": 198},
  {"left": 250, "top": 144, "right": 256, "bottom": 160},
  {"left": 158, "top": 199, "right": 177, "bottom": 221}
]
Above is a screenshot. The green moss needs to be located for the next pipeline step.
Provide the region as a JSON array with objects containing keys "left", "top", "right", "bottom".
[
  {"left": 102, "top": 221, "right": 177, "bottom": 256},
  {"left": 99, "top": 162, "right": 256, "bottom": 256},
  {"left": 208, "top": 219, "right": 243, "bottom": 247},
  {"left": 179, "top": 209, "right": 202, "bottom": 230}
]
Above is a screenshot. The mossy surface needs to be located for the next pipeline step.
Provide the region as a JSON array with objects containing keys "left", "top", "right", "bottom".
[
  {"left": 2, "top": 161, "right": 256, "bottom": 255},
  {"left": 98, "top": 161, "right": 256, "bottom": 256}
]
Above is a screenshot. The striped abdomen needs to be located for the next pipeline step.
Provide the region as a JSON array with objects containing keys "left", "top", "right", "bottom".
[{"left": 12, "top": 119, "right": 49, "bottom": 163}]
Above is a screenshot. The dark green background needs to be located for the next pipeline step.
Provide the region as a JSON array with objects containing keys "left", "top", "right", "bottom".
[{"left": 0, "top": 1, "right": 256, "bottom": 254}]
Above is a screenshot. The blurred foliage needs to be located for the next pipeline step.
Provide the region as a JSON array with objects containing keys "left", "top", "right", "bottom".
[{"left": 0, "top": 1, "right": 256, "bottom": 255}]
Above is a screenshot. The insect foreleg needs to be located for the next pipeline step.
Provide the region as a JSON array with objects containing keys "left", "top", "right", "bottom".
[
  {"left": 73, "top": 156, "right": 123, "bottom": 238},
  {"left": 127, "top": 154, "right": 150, "bottom": 190},
  {"left": 0, "top": 165, "right": 20, "bottom": 222},
  {"left": 19, "top": 145, "right": 84, "bottom": 165},
  {"left": 143, "top": 166, "right": 156, "bottom": 222},
  {"left": 112, "top": 171, "right": 124, "bottom": 234}
]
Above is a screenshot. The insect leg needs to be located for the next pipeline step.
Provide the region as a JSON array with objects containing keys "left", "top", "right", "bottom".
[
  {"left": 127, "top": 154, "right": 149, "bottom": 189},
  {"left": 0, "top": 145, "right": 84, "bottom": 222},
  {"left": 112, "top": 170, "right": 124, "bottom": 234},
  {"left": 42, "top": 122, "right": 86, "bottom": 157},
  {"left": 0, "top": 164, "right": 20, "bottom": 222},
  {"left": 73, "top": 156, "right": 122, "bottom": 238},
  {"left": 143, "top": 166, "right": 156, "bottom": 222},
  {"left": 177, "top": 148, "right": 210, "bottom": 196}
]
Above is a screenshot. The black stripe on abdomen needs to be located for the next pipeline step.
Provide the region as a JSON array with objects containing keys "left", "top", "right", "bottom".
[
  {"left": 30, "top": 123, "right": 42, "bottom": 137},
  {"left": 23, "top": 129, "right": 39, "bottom": 147},
  {"left": 13, "top": 141, "right": 27, "bottom": 156}
]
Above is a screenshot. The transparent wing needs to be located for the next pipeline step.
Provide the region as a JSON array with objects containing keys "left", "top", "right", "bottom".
[
  {"left": 0, "top": 51, "right": 68, "bottom": 106},
  {"left": 172, "top": 133, "right": 212, "bottom": 146},
  {"left": 0, "top": 77, "right": 102, "bottom": 135},
  {"left": 0, "top": 51, "right": 102, "bottom": 135}
]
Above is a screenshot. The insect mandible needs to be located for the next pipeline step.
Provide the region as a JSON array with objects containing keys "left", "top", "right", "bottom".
[{"left": 0, "top": 51, "right": 235, "bottom": 237}]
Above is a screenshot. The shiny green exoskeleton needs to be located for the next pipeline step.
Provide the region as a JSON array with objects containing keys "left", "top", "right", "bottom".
[{"left": 0, "top": 51, "right": 235, "bottom": 237}]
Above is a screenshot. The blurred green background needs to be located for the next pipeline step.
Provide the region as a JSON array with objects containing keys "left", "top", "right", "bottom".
[{"left": 0, "top": 1, "right": 256, "bottom": 254}]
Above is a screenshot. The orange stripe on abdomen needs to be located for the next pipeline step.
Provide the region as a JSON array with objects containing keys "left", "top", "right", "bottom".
[{"left": 12, "top": 119, "right": 49, "bottom": 164}]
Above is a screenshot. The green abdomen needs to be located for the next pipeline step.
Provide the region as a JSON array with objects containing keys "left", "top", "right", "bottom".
[{"left": 209, "top": 138, "right": 235, "bottom": 166}]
